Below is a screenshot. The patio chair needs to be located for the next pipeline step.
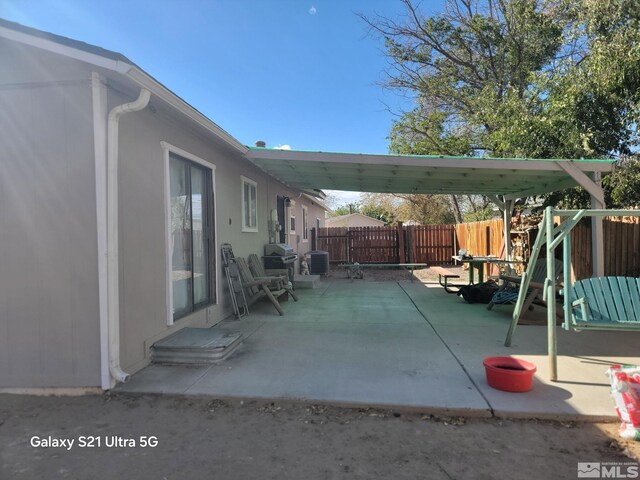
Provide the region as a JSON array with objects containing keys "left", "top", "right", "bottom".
[
  {"left": 235, "top": 256, "right": 294, "bottom": 316},
  {"left": 487, "top": 258, "right": 563, "bottom": 322},
  {"left": 247, "top": 253, "right": 298, "bottom": 301},
  {"left": 247, "top": 254, "right": 289, "bottom": 286}
]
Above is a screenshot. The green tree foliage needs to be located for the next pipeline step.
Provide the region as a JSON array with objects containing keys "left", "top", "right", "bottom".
[
  {"left": 330, "top": 203, "right": 360, "bottom": 217},
  {"left": 545, "top": 156, "right": 640, "bottom": 209},
  {"left": 364, "top": 0, "right": 640, "bottom": 208},
  {"left": 359, "top": 192, "right": 457, "bottom": 225},
  {"left": 605, "top": 157, "right": 640, "bottom": 208}
]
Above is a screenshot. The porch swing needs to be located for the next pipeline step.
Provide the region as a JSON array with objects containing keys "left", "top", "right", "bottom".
[{"left": 503, "top": 206, "right": 640, "bottom": 381}]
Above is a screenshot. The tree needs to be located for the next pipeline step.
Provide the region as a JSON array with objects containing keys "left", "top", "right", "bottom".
[
  {"left": 363, "top": 0, "right": 640, "bottom": 208},
  {"left": 359, "top": 192, "right": 457, "bottom": 225},
  {"left": 606, "top": 157, "right": 640, "bottom": 208},
  {"left": 363, "top": 0, "right": 568, "bottom": 155},
  {"left": 330, "top": 203, "right": 360, "bottom": 217}
]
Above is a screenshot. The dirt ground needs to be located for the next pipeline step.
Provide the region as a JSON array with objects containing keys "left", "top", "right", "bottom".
[{"left": 1, "top": 393, "right": 638, "bottom": 480}]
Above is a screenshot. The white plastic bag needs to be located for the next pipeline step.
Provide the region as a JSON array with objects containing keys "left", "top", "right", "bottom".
[{"left": 607, "top": 364, "right": 640, "bottom": 440}]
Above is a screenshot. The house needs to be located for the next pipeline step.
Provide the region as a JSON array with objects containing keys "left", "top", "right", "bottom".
[
  {"left": 325, "top": 213, "right": 386, "bottom": 228},
  {"left": 0, "top": 19, "right": 615, "bottom": 393},
  {"left": 0, "top": 19, "right": 328, "bottom": 390}
]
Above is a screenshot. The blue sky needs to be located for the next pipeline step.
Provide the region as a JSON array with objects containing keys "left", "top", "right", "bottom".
[{"left": 1, "top": 0, "right": 441, "bottom": 205}]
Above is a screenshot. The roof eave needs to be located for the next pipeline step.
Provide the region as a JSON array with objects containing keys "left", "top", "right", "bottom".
[
  {"left": 125, "top": 68, "right": 247, "bottom": 154},
  {"left": 0, "top": 20, "right": 248, "bottom": 155}
]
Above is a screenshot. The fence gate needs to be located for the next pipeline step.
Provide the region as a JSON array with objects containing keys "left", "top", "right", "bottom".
[
  {"left": 405, "top": 225, "right": 456, "bottom": 266},
  {"left": 314, "top": 224, "right": 455, "bottom": 265},
  {"left": 349, "top": 226, "right": 399, "bottom": 264}
]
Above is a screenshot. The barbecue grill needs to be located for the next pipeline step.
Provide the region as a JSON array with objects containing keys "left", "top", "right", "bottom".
[{"left": 263, "top": 244, "right": 298, "bottom": 284}]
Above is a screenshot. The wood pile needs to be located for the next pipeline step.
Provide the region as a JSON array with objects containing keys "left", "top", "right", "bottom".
[
  {"left": 510, "top": 211, "right": 543, "bottom": 231},
  {"left": 509, "top": 211, "right": 542, "bottom": 269}
]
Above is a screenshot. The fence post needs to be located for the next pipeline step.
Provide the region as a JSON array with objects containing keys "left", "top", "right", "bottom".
[
  {"left": 408, "top": 226, "right": 415, "bottom": 263},
  {"left": 311, "top": 227, "right": 317, "bottom": 251},
  {"left": 397, "top": 222, "right": 405, "bottom": 263},
  {"left": 453, "top": 225, "right": 458, "bottom": 257}
]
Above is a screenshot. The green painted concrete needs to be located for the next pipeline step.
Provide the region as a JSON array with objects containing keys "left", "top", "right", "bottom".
[{"left": 120, "top": 278, "right": 640, "bottom": 420}]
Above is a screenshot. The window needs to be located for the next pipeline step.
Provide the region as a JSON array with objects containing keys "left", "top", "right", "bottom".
[
  {"left": 289, "top": 199, "right": 296, "bottom": 234},
  {"left": 302, "top": 206, "right": 309, "bottom": 241},
  {"left": 168, "top": 152, "right": 215, "bottom": 321},
  {"left": 316, "top": 217, "right": 321, "bottom": 229},
  {"left": 241, "top": 176, "right": 258, "bottom": 232}
]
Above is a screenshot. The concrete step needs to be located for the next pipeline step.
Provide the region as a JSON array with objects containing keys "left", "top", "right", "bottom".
[
  {"left": 151, "top": 327, "right": 243, "bottom": 365},
  {"left": 294, "top": 274, "right": 321, "bottom": 289}
]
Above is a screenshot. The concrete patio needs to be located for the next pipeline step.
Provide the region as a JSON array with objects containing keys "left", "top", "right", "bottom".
[{"left": 118, "top": 277, "right": 640, "bottom": 420}]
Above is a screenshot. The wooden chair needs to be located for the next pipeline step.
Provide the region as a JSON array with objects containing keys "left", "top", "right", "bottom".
[
  {"left": 235, "top": 257, "right": 294, "bottom": 316},
  {"left": 567, "top": 276, "right": 640, "bottom": 331},
  {"left": 487, "top": 258, "right": 563, "bottom": 321},
  {"left": 248, "top": 254, "right": 298, "bottom": 302}
]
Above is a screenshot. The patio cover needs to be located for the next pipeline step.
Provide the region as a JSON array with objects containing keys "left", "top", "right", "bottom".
[
  {"left": 246, "top": 147, "right": 613, "bottom": 200},
  {"left": 246, "top": 147, "right": 615, "bottom": 275}
]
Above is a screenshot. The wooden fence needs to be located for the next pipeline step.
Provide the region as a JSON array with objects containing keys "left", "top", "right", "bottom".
[
  {"left": 314, "top": 215, "right": 640, "bottom": 277},
  {"left": 454, "top": 218, "right": 504, "bottom": 258},
  {"left": 453, "top": 216, "right": 640, "bottom": 280},
  {"left": 567, "top": 216, "right": 640, "bottom": 280},
  {"left": 407, "top": 225, "right": 457, "bottom": 264},
  {"left": 313, "top": 224, "right": 456, "bottom": 265}
]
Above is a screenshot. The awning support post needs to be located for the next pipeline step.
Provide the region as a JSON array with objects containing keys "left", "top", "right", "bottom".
[
  {"left": 555, "top": 163, "right": 606, "bottom": 277},
  {"left": 591, "top": 173, "right": 605, "bottom": 276},
  {"left": 503, "top": 197, "right": 513, "bottom": 261}
]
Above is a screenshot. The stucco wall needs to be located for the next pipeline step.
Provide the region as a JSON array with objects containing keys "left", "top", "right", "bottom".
[
  {"left": 0, "top": 41, "right": 101, "bottom": 387},
  {"left": 0, "top": 37, "right": 329, "bottom": 386},
  {"left": 114, "top": 91, "right": 327, "bottom": 373}
]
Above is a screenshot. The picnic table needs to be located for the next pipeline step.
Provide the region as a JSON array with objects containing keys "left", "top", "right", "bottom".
[
  {"left": 452, "top": 256, "right": 524, "bottom": 284},
  {"left": 342, "top": 263, "right": 427, "bottom": 282}
]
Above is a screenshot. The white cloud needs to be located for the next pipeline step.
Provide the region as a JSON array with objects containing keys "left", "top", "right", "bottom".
[
  {"left": 309, "top": 6, "right": 317, "bottom": 15},
  {"left": 274, "top": 144, "right": 292, "bottom": 150}
]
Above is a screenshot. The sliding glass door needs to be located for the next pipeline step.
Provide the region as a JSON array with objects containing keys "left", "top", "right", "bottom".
[{"left": 169, "top": 153, "right": 214, "bottom": 319}]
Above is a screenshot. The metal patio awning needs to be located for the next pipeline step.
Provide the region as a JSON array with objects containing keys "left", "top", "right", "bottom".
[{"left": 246, "top": 148, "right": 614, "bottom": 200}]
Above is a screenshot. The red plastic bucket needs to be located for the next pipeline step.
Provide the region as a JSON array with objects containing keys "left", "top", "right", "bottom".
[{"left": 483, "top": 356, "right": 537, "bottom": 392}]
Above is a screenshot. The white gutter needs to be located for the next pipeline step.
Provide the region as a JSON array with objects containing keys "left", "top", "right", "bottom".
[{"left": 106, "top": 88, "right": 151, "bottom": 384}]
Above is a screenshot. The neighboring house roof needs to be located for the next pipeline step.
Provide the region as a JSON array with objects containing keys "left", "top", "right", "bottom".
[{"left": 325, "top": 213, "right": 386, "bottom": 227}]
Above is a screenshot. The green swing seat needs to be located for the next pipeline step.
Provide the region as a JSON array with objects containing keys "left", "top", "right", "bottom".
[{"left": 568, "top": 276, "right": 640, "bottom": 331}]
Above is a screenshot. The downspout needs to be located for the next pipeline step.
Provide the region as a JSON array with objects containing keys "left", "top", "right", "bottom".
[{"left": 106, "top": 88, "right": 151, "bottom": 384}]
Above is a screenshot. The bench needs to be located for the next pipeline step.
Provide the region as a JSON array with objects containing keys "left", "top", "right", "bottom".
[
  {"left": 342, "top": 263, "right": 427, "bottom": 282},
  {"left": 430, "top": 266, "right": 461, "bottom": 293},
  {"left": 567, "top": 276, "right": 640, "bottom": 331}
]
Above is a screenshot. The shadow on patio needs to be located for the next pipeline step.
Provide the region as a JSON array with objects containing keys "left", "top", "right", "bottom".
[{"left": 118, "top": 277, "right": 640, "bottom": 420}]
